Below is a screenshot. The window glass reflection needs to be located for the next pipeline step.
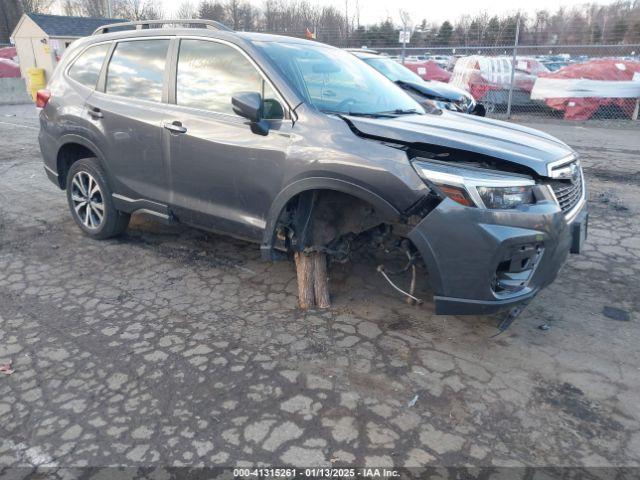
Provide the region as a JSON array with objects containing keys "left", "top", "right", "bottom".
[
  {"left": 177, "top": 40, "right": 262, "bottom": 115},
  {"left": 263, "top": 82, "right": 284, "bottom": 119},
  {"left": 106, "top": 40, "right": 169, "bottom": 102},
  {"left": 257, "top": 41, "right": 423, "bottom": 115},
  {"left": 68, "top": 43, "right": 110, "bottom": 89}
]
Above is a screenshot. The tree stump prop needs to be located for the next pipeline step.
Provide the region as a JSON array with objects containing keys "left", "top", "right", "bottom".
[{"left": 294, "top": 251, "right": 330, "bottom": 310}]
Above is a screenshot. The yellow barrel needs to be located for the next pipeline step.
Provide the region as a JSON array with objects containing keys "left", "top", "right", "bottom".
[{"left": 27, "top": 68, "right": 46, "bottom": 101}]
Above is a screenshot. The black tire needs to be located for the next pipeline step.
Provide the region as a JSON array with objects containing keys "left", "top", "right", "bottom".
[{"left": 65, "top": 157, "right": 130, "bottom": 239}]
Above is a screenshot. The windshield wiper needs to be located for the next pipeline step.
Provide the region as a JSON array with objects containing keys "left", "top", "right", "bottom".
[
  {"left": 321, "top": 109, "right": 396, "bottom": 118},
  {"left": 373, "top": 108, "right": 423, "bottom": 116}
]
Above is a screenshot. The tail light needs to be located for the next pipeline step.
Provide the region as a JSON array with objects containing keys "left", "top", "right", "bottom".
[{"left": 36, "top": 89, "right": 51, "bottom": 108}]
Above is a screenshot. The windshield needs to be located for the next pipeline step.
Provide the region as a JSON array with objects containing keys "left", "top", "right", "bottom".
[
  {"left": 256, "top": 41, "right": 423, "bottom": 116},
  {"left": 363, "top": 57, "right": 424, "bottom": 84}
]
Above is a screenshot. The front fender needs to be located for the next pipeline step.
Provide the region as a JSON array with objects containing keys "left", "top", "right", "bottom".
[{"left": 260, "top": 176, "right": 401, "bottom": 260}]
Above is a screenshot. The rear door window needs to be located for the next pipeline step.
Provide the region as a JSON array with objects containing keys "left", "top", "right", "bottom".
[
  {"left": 105, "top": 39, "right": 170, "bottom": 102},
  {"left": 68, "top": 43, "right": 110, "bottom": 89}
]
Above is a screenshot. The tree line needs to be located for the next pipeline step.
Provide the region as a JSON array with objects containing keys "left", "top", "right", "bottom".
[{"left": 2, "top": 0, "right": 640, "bottom": 47}]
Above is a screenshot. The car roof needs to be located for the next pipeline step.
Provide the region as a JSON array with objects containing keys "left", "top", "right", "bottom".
[
  {"left": 236, "top": 31, "right": 324, "bottom": 45},
  {"left": 84, "top": 25, "right": 337, "bottom": 51},
  {"left": 71, "top": 24, "right": 333, "bottom": 109}
]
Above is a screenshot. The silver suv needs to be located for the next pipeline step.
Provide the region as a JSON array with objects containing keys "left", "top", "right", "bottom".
[{"left": 37, "top": 20, "right": 588, "bottom": 316}]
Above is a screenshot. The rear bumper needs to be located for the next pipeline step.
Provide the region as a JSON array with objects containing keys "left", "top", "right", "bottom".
[
  {"left": 408, "top": 188, "right": 587, "bottom": 315},
  {"left": 44, "top": 164, "right": 59, "bottom": 185},
  {"left": 38, "top": 124, "right": 60, "bottom": 188}
]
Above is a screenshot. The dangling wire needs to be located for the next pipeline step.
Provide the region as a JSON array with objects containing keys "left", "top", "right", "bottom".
[{"left": 377, "top": 250, "right": 423, "bottom": 305}]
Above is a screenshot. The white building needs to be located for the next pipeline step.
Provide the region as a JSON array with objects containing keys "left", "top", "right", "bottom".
[{"left": 11, "top": 13, "right": 123, "bottom": 82}]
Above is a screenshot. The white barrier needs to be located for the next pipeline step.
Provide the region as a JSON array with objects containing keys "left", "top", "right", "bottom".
[
  {"left": 0, "top": 77, "right": 32, "bottom": 105},
  {"left": 531, "top": 77, "right": 640, "bottom": 99}
]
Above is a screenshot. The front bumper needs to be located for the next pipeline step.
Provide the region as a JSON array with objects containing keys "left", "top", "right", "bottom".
[{"left": 408, "top": 187, "right": 587, "bottom": 315}]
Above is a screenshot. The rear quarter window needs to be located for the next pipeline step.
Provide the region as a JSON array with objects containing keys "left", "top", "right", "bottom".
[
  {"left": 106, "top": 39, "right": 170, "bottom": 102},
  {"left": 67, "top": 43, "right": 110, "bottom": 89}
]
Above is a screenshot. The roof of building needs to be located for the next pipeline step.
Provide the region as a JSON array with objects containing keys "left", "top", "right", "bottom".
[{"left": 27, "top": 13, "right": 126, "bottom": 38}]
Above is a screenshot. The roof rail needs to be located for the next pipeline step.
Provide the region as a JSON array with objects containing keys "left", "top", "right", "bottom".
[{"left": 92, "top": 19, "right": 233, "bottom": 35}]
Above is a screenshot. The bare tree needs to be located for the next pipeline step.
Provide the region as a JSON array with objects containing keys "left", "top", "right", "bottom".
[
  {"left": 78, "top": 0, "right": 107, "bottom": 17},
  {"left": 176, "top": 0, "right": 197, "bottom": 19},
  {"left": 199, "top": 0, "right": 227, "bottom": 23},
  {"left": 20, "top": 0, "right": 54, "bottom": 13},
  {"left": 41, "top": 0, "right": 640, "bottom": 48},
  {"left": 114, "top": 0, "right": 163, "bottom": 20},
  {"left": 141, "top": 0, "right": 163, "bottom": 19},
  {"left": 226, "top": 0, "right": 241, "bottom": 30},
  {"left": 62, "top": 0, "right": 81, "bottom": 16},
  {"left": 1, "top": 0, "right": 24, "bottom": 43}
]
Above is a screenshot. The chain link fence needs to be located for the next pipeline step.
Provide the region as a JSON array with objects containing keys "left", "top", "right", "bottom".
[
  {"left": 372, "top": 44, "right": 640, "bottom": 122},
  {"left": 249, "top": 25, "right": 640, "bottom": 123}
]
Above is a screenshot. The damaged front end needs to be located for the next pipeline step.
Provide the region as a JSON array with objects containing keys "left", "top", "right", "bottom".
[
  {"left": 270, "top": 111, "right": 587, "bottom": 318},
  {"left": 325, "top": 112, "right": 589, "bottom": 316},
  {"left": 406, "top": 154, "right": 587, "bottom": 315}
]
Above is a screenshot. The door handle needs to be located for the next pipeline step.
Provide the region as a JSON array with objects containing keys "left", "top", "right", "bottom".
[
  {"left": 163, "top": 121, "right": 187, "bottom": 134},
  {"left": 87, "top": 107, "right": 103, "bottom": 119}
]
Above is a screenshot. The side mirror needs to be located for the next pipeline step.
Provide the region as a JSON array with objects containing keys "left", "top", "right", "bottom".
[{"left": 232, "top": 92, "right": 269, "bottom": 135}]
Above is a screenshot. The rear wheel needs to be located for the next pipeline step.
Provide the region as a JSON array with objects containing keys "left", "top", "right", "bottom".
[{"left": 66, "top": 157, "right": 129, "bottom": 239}]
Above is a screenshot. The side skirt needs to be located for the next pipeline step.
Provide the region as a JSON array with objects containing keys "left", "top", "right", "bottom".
[{"left": 112, "top": 193, "right": 173, "bottom": 224}]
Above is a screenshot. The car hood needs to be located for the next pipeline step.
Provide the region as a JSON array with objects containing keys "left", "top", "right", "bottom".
[
  {"left": 344, "top": 111, "right": 574, "bottom": 176},
  {"left": 398, "top": 80, "right": 471, "bottom": 102}
]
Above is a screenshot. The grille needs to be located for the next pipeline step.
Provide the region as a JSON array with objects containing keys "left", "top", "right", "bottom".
[{"left": 545, "top": 168, "right": 584, "bottom": 214}]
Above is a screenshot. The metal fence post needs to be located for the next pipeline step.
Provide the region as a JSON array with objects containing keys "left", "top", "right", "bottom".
[
  {"left": 400, "top": 10, "right": 410, "bottom": 65},
  {"left": 506, "top": 15, "right": 521, "bottom": 119}
]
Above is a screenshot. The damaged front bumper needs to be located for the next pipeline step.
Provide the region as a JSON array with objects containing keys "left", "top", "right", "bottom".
[{"left": 408, "top": 186, "right": 587, "bottom": 315}]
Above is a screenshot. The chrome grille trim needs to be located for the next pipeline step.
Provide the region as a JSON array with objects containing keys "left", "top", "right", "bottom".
[
  {"left": 547, "top": 154, "right": 577, "bottom": 178},
  {"left": 543, "top": 159, "right": 586, "bottom": 221}
]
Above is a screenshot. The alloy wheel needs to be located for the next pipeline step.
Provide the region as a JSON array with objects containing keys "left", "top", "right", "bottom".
[{"left": 70, "top": 171, "right": 104, "bottom": 229}]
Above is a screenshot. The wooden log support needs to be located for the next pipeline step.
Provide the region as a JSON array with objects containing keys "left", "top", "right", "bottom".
[
  {"left": 294, "top": 251, "right": 331, "bottom": 310},
  {"left": 313, "top": 252, "right": 331, "bottom": 309},
  {"left": 294, "top": 252, "right": 316, "bottom": 310}
]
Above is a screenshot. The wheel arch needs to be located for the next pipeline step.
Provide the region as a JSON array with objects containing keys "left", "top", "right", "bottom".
[
  {"left": 55, "top": 135, "right": 112, "bottom": 189},
  {"left": 260, "top": 177, "right": 401, "bottom": 260}
]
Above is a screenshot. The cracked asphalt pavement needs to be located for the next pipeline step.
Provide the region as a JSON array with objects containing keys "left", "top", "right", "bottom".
[{"left": 0, "top": 105, "right": 639, "bottom": 469}]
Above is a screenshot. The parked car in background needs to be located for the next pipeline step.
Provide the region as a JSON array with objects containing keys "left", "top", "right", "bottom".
[
  {"left": 427, "top": 55, "right": 451, "bottom": 69},
  {"left": 450, "top": 55, "right": 540, "bottom": 112},
  {"left": 531, "top": 59, "right": 640, "bottom": 120},
  {"left": 347, "top": 49, "right": 484, "bottom": 115},
  {"left": 403, "top": 59, "right": 452, "bottom": 83},
  {"left": 538, "top": 54, "right": 571, "bottom": 72},
  {"left": 0, "top": 46, "right": 20, "bottom": 78},
  {"left": 515, "top": 57, "right": 550, "bottom": 76},
  {"left": 0, "top": 58, "right": 21, "bottom": 78},
  {"left": 0, "top": 46, "right": 18, "bottom": 61}
]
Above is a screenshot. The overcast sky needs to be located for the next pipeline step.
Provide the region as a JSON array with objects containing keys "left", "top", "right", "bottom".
[{"left": 160, "top": 0, "right": 616, "bottom": 26}]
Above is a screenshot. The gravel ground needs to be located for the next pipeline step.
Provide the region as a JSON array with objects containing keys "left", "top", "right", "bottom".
[{"left": 0, "top": 105, "right": 639, "bottom": 472}]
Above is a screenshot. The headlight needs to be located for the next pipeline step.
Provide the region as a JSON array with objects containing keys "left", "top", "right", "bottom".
[
  {"left": 412, "top": 159, "right": 536, "bottom": 209},
  {"left": 455, "top": 96, "right": 471, "bottom": 111},
  {"left": 477, "top": 185, "right": 534, "bottom": 209},
  {"left": 433, "top": 100, "right": 453, "bottom": 111}
]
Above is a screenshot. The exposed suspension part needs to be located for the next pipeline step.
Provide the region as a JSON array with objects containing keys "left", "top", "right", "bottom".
[{"left": 376, "top": 240, "right": 423, "bottom": 305}]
